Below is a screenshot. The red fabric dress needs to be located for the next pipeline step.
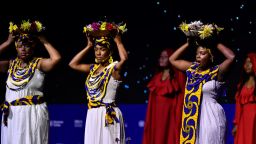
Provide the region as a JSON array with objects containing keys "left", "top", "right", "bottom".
[
  {"left": 233, "top": 85, "right": 256, "bottom": 144},
  {"left": 142, "top": 70, "right": 185, "bottom": 144}
]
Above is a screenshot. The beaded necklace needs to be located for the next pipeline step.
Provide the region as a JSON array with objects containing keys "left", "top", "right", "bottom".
[
  {"left": 7, "top": 57, "right": 41, "bottom": 91},
  {"left": 85, "top": 62, "right": 117, "bottom": 102}
]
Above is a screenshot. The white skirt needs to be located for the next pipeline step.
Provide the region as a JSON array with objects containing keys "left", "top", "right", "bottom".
[
  {"left": 196, "top": 98, "right": 226, "bottom": 144},
  {"left": 84, "top": 106, "right": 125, "bottom": 144},
  {"left": 1, "top": 103, "right": 49, "bottom": 144}
]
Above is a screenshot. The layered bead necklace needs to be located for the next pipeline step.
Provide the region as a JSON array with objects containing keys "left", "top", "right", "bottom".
[
  {"left": 7, "top": 57, "right": 41, "bottom": 91},
  {"left": 85, "top": 62, "right": 116, "bottom": 102}
]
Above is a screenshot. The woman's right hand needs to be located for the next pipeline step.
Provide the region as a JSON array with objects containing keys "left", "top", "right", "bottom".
[
  {"left": 232, "top": 125, "right": 237, "bottom": 136},
  {"left": 186, "top": 37, "right": 190, "bottom": 44},
  {"left": 86, "top": 33, "right": 94, "bottom": 47},
  {"left": 7, "top": 33, "right": 15, "bottom": 44},
  {"left": 187, "top": 36, "right": 197, "bottom": 45}
]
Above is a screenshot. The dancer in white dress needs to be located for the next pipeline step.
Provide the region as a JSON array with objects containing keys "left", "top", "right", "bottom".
[
  {"left": 69, "top": 22, "right": 128, "bottom": 144},
  {"left": 169, "top": 21, "right": 235, "bottom": 144},
  {"left": 0, "top": 20, "right": 61, "bottom": 144}
]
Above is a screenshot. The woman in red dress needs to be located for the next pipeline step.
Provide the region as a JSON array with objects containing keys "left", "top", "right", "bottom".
[
  {"left": 232, "top": 52, "right": 256, "bottom": 144},
  {"left": 142, "top": 48, "right": 186, "bottom": 144}
]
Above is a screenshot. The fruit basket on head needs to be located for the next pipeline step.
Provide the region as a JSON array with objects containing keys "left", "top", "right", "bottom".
[
  {"left": 179, "top": 20, "right": 224, "bottom": 48},
  {"left": 83, "top": 21, "right": 127, "bottom": 37}
]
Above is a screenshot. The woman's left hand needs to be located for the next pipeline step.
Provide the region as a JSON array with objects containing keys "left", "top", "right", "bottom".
[
  {"left": 232, "top": 125, "right": 237, "bottom": 136},
  {"left": 37, "top": 35, "right": 48, "bottom": 44},
  {"left": 114, "top": 29, "right": 122, "bottom": 44}
]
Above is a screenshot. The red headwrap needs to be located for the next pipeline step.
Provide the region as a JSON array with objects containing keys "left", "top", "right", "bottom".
[{"left": 248, "top": 52, "right": 256, "bottom": 74}]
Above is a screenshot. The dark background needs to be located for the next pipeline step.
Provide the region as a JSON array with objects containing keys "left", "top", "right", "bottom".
[{"left": 0, "top": 0, "right": 255, "bottom": 104}]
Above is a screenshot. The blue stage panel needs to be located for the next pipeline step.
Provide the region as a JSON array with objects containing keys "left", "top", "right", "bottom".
[{"left": 0, "top": 104, "right": 235, "bottom": 144}]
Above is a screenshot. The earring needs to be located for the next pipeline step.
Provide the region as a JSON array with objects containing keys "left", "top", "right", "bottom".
[{"left": 109, "top": 56, "right": 113, "bottom": 63}]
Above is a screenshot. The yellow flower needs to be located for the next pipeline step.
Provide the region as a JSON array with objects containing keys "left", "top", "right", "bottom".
[
  {"left": 118, "top": 23, "right": 127, "bottom": 33},
  {"left": 100, "top": 22, "right": 107, "bottom": 30},
  {"left": 20, "top": 20, "right": 31, "bottom": 31},
  {"left": 216, "top": 26, "right": 224, "bottom": 34},
  {"left": 179, "top": 22, "right": 189, "bottom": 32},
  {"left": 83, "top": 26, "right": 87, "bottom": 33},
  {"left": 35, "top": 21, "right": 43, "bottom": 32},
  {"left": 9, "top": 22, "right": 18, "bottom": 33},
  {"left": 198, "top": 25, "right": 214, "bottom": 39}
]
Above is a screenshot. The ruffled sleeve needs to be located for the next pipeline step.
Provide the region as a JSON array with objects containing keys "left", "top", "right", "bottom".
[
  {"left": 160, "top": 79, "right": 179, "bottom": 96},
  {"left": 147, "top": 74, "right": 159, "bottom": 93},
  {"left": 147, "top": 71, "right": 185, "bottom": 96}
]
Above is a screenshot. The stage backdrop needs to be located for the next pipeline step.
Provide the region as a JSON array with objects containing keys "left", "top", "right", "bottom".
[{"left": 0, "top": 104, "right": 235, "bottom": 144}]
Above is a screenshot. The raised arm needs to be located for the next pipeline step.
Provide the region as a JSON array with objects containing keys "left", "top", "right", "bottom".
[
  {"left": 112, "top": 33, "right": 128, "bottom": 80},
  {"left": 169, "top": 41, "right": 192, "bottom": 71},
  {"left": 69, "top": 34, "right": 93, "bottom": 73},
  {"left": 0, "top": 34, "right": 14, "bottom": 73},
  {"left": 37, "top": 36, "right": 61, "bottom": 72},
  {"left": 217, "top": 43, "right": 235, "bottom": 81}
]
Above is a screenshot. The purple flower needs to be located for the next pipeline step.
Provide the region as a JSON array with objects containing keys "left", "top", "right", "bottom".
[{"left": 91, "top": 22, "right": 100, "bottom": 31}]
